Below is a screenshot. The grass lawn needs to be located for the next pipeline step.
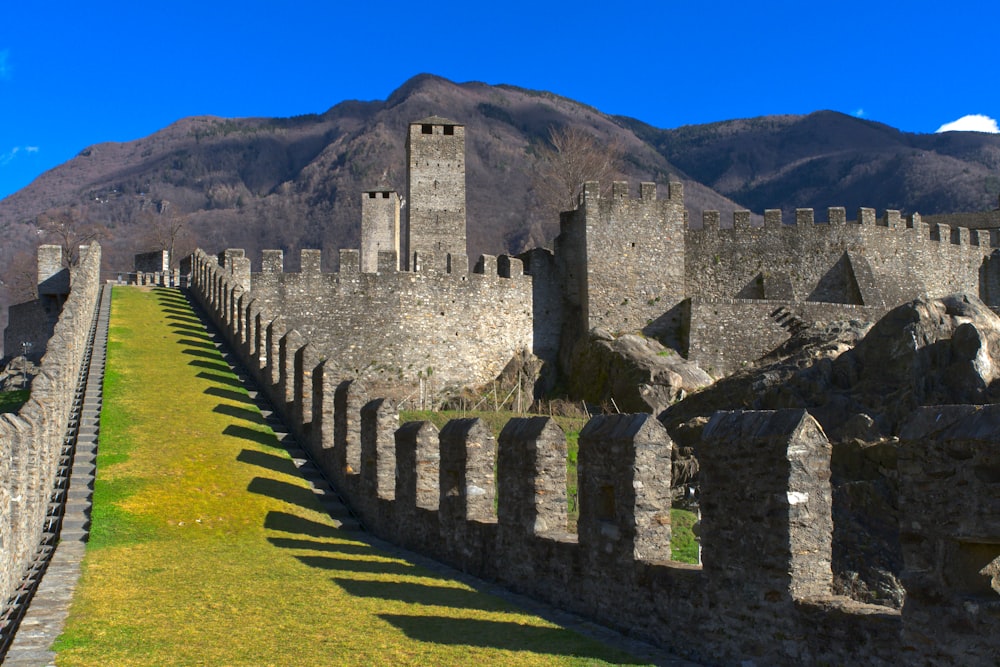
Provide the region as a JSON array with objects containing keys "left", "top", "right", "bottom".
[
  {"left": 54, "top": 287, "right": 651, "bottom": 666},
  {"left": 0, "top": 389, "right": 30, "bottom": 413}
]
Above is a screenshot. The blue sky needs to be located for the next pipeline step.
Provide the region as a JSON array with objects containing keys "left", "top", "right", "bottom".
[{"left": 1, "top": 0, "right": 998, "bottom": 199}]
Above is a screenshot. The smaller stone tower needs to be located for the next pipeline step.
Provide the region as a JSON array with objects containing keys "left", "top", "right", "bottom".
[
  {"left": 360, "top": 189, "right": 400, "bottom": 272},
  {"left": 405, "top": 116, "right": 467, "bottom": 271}
]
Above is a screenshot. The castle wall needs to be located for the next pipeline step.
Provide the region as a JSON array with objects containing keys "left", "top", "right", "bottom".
[
  {"left": 3, "top": 299, "right": 56, "bottom": 362},
  {"left": 558, "top": 181, "right": 686, "bottom": 337},
  {"left": 517, "top": 247, "right": 563, "bottom": 369},
  {"left": 688, "top": 298, "right": 880, "bottom": 377},
  {"left": 191, "top": 253, "right": 1000, "bottom": 665},
  {"left": 685, "top": 208, "right": 990, "bottom": 307},
  {"left": 134, "top": 250, "right": 170, "bottom": 273},
  {"left": 243, "top": 249, "right": 533, "bottom": 397},
  {"left": 898, "top": 405, "right": 1000, "bottom": 665},
  {"left": 36, "top": 245, "right": 68, "bottom": 296},
  {"left": 0, "top": 244, "right": 101, "bottom": 617}
]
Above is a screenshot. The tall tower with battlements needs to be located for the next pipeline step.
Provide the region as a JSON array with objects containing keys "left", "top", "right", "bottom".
[
  {"left": 405, "top": 116, "right": 467, "bottom": 271},
  {"left": 360, "top": 189, "right": 400, "bottom": 272}
]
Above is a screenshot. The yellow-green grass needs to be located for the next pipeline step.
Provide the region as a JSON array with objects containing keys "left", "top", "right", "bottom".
[
  {"left": 0, "top": 389, "right": 30, "bottom": 413},
  {"left": 54, "top": 287, "right": 650, "bottom": 666},
  {"left": 400, "top": 410, "right": 699, "bottom": 565}
]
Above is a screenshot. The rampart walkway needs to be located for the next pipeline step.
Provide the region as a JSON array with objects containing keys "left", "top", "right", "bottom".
[{"left": 7, "top": 286, "right": 683, "bottom": 666}]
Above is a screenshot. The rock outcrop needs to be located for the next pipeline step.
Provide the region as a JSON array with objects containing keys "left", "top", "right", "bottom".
[
  {"left": 568, "top": 329, "right": 713, "bottom": 415},
  {"left": 661, "top": 293, "right": 1000, "bottom": 609}
]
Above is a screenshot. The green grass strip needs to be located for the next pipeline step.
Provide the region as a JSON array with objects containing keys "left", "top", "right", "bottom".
[
  {"left": 54, "top": 287, "right": 650, "bottom": 666},
  {"left": 0, "top": 389, "right": 30, "bottom": 413}
]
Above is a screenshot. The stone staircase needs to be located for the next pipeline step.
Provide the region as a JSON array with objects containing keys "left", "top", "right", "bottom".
[
  {"left": 2, "top": 283, "right": 110, "bottom": 666},
  {"left": 769, "top": 305, "right": 809, "bottom": 336}
]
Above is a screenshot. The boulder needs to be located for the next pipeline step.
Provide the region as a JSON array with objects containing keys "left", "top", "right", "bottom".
[{"left": 568, "top": 329, "right": 712, "bottom": 415}]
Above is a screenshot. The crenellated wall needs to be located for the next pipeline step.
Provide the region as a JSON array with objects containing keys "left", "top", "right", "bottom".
[
  {"left": 556, "top": 180, "right": 686, "bottom": 338},
  {"left": 191, "top": 264, "right": 1000, "bottom": 665},
  {"left": 546, "top": 184, "right": 998, "bottom": 381},
  {"left": 227, "top": 247, "right": 532, "bottom": 397},
  {"left": 686, "top": 207, "right": 993, "bottom": 307},
  {"left": 0, "top": 244, "right": 102, "bottom": 616}
]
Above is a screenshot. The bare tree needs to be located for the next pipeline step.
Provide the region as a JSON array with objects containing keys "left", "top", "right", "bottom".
[
  {"left": 37, "top": 205, "right": 106, "bottom": 267},
  {"left": 1, "top": 249, "right": 39, "bottom": 304},
  {"left": 531, "top": 125, "right": 624, "bottom": 222},
  {"left": 139, "top": 204, "right": 194, "bottom": 267}
]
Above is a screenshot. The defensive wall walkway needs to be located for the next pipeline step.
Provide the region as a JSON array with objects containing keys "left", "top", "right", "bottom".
[{"left": 3, "top": 285, "right": 682, "bottom": 666}]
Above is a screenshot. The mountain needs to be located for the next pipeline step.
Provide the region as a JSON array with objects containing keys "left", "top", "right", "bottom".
[
  {"left": 0, "top": 74, "right": 738, "bottom": 282},
  {"left": 2, "top": 74, "right": 1000, "bottom": 351},
  {"left": 620, "top": 110, "right": 1000, "bottom": 217}
]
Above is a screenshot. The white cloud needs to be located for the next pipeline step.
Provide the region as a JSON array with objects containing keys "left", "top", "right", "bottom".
[
  {"left": 936, "top": 114, "right": 1000, "bottom": 134},
  {"left": 853, "top": 108, "right": 865, "bottom": 118},
  {"left": 0, "top": 50, "right": 9, "bottom": 80},
  {"left": 0, "top": 146, "right": 40, "bottom": 167},
  {"left": 0, "top": 147, "right": 20, "bottom": 166}
]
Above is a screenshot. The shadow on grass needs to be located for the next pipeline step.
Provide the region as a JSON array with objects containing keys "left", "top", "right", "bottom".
[
  {"left": 334, "top": 578, "right": 505, "bottom": 611},
  {"left": 247, "top": 476, "right": 319, "bottom": 510},
  {"left": 196, "top": 371, "right": 244, "bottom": 388},
  {"left": 183, "top": 348, "right": 222, "bottom": 361},
  {"left": 160, "top": 306, "right": 195, "bottom": 317},
  {"left": 205, "top": 386, "right": 252, "bottom": 404},
  {"left": 223, "top": 424, "right": 278, "bottom": 447},
  {"left": 378, "top": 615, "right": 648, "bottom": 663},
  {"left": 238, "top": 449, "right": 299, "bottom": 475},
  {"left": 214, "top": 403, "right": 265, "bottom": 424},
  {"left": 189, "top": 359, "right": 232, "bottom": 373},
  {"left": 166, "top": 314, "right": 202, "bottom": 325},
  {"left": 176, "top": 338, "right": 217, "bottom": 350},
  {"left": 295, "top": 554, "right": 417, "bottom": 576},
  {"left": 267, "top": 536, "right": 376, "bottom": 556},
  {"left": 265, "top": 510, "right": 344, "bottom": 538},
  {"left": 153, "top": 286, "right": 186, "bottom": 299},
  {"left": 168, "top": 321, "right": 207, "bottom": 334}
]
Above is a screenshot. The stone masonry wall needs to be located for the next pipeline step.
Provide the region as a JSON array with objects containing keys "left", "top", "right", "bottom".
[
  {"left": 557, "top": 181, "right": 686, "bottom": 339},
  {"left": 360, "top": 190, "right": 400, "bottom": 274},
  {"left": 3, "top": 299, "right": 57, "bottom": 362},
  {"left": 897, "top": 405, "right": 1000, "bottom": 666},
  {"left": 246, "top": 248, "right": 533, "bottom": 396},
  {"left": 0, "top": 244, "right": 101, "bottom": 617},
  {"left": 686, "top": 208, "right": 991, "bottom": 307},
  {"left": 688, "top": 298, "right": 880, "bottom": 377},
  {"left": 406, "top": 118, "right": 466, "bottom": 270},
  {"left": 187, "top": 267, "right": 1000, "bottom": 664}
]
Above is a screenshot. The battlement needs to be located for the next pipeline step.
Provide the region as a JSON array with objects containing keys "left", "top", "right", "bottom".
[
  {"left": 690, "top": 206, "right": 999, "bottom": 248},
  {"left": 189, "top": 248, "right": 1000, "bottom": 664},
  {"left": 577, "top": 180, "right": 683, "bottom": 206},
  {"left": 251, "top": 247, "right": 524, "bottom": 282},
  {"left": 191, "top": 248, "right": 533, "bottom": 395},
  {"left": 0, "top": 243, "right": 102, "bottom": 623}
]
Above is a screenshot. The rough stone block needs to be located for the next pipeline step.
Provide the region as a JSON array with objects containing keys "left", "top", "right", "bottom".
[
  {"left": 439, "top": 418, "right": 496, "bottom": 524},
  {"left": 577, "top": 413, "right": 672, "bottom": 565},
  {"left": 700, "top": 409, "right": 833, "bottom": 601},
  {"left": 497, "top": 417, "right": 568, "bottom": 536}
]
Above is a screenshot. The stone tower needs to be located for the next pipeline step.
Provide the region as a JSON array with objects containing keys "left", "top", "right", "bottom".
[
  {"left": 360, "top": 189, "right": 400, "bottom": 272},
  {"left": 405, "top": 116, "right": 467, "bottom": 271}
]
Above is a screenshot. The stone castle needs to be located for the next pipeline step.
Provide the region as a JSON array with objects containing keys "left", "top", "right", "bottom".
[
  {"left": 3, "top": 116, "right": 999, "bottom": 664},
  {"left": 184, "top": 117, "right": 999, "bottom": 664},
  {"left": 195, "top": 115, "right": 1000, "bottom": 402}
]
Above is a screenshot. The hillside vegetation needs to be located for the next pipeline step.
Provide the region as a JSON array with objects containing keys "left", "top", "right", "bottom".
[{"left": 3, "top": 74, "right": 999, "bottom": 343}]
